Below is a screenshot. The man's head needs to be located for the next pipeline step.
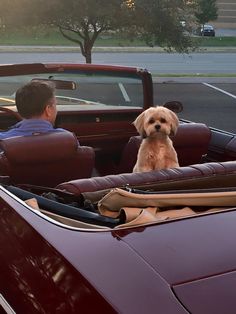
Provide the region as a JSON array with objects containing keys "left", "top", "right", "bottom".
[{"left": 15, "top": 80, "right": 57, "bottom": 124}]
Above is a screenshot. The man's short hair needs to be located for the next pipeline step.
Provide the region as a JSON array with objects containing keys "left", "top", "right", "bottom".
[{"left": 15, "top": 80, "right": 55, "bottom": 118}]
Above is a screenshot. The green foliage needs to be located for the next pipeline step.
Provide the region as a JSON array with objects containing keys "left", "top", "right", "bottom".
[
  {"left": 195, "top": 0, "right": 218, "bottom": 25},
  {"left": 124, "top": 0, "right": 198, "bottom": 53}
]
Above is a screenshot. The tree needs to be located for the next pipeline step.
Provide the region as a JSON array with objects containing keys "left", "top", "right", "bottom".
[
  {"left": 49, "top": 0, "right": 126, "bottom": 63},
  {"left": 195, "top": 0, "right": 218, "bottom": 26},
  {"left": 121, "top": 0, "right": 198, "bottom": 53},
  {"left": 0, "top": 0, "right": 126, "bottom": 63},
  {"left": 0, "top": 0, "right": 199, "bottom": 62}
]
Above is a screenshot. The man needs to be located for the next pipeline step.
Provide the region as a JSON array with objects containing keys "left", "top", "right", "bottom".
[{"left": 0, "top": 80, "right": 67, "bottom": 139}]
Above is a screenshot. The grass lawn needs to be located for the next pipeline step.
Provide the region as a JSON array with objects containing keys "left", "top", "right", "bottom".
[
  {"left": 195, "top": 36, "right": 236, "bottom": 47},
  {"left": 0, "top": 27, "right": 235, "bottom": 47}
]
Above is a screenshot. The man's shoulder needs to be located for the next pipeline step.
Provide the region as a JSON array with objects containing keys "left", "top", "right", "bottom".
[{"left": 0, "top": 129, "right": 18, "bottom": 140}]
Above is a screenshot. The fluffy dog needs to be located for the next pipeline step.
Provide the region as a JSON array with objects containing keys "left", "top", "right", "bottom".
[{"left": 133, "top": 106, "right": 179, "bottom": 172}]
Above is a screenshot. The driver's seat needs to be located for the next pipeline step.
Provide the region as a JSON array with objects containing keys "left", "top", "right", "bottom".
[{"left": 0, "top": 131, "right": 95, "bottom": 187}]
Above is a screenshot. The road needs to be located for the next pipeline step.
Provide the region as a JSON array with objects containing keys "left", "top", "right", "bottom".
[
  {"left": 153, "top": 82, "right": 236, "bottom": 133},
  {"left": 1, "top": 51, "right": 236, "bottom": 75}
]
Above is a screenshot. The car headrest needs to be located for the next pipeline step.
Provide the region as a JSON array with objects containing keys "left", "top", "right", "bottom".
[{"left": 0, "top": 131, "right": 78, "bottom": 164}]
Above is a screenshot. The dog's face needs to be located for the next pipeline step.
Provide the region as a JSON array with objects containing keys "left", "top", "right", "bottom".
[{"left": 133, "top": 106, "right": 179, "bottom": 138}]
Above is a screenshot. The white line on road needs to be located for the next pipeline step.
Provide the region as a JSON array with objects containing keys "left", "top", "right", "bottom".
[
  {"left": 118, "top": 83, "right": 130, "bottom": 102},
  {"left": 203, "top": 82, "right": 236, "bottom": 100}
]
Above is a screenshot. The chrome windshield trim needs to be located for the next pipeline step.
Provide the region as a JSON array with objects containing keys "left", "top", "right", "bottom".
[{"left": 0, "top": 294, "right": 16, "bottom": 314}]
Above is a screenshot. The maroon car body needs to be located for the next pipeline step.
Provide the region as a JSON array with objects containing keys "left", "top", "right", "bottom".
[
  {"left": 1, "top": 63, "right": 236, "bottom": 314},
  {"left": 2, "top": 183, "right": 236, "bottom": 314}
]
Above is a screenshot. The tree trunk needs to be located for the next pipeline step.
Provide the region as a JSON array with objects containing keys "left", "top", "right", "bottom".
[
  {"left": 83, "top": 38, "right": 93, "bottom": 64},
  {"left": 85, "top": 52, "right": 92, "bottom": 64}
]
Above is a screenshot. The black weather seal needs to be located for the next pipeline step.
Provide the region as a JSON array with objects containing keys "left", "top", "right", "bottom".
[{"left": 5, "top": 185, "right": 121, "bottom": 228}]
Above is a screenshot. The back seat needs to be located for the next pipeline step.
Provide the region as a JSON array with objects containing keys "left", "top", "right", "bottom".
[
  {"left": 56, "top": 161, "right": 236, "bottom": 196},
  {"left": 118, "top": 122, "right": 212, "bottom": 173}
]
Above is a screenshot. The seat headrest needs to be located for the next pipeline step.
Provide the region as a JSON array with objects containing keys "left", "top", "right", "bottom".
[
  {"left": 0, "top": 131, "right": 78, "bottom": 164},
  {"left": 172, "top": 123, "right": 211, "bottom": 147}
]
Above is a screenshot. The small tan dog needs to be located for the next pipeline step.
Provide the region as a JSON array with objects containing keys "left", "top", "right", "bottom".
[{"left": 133, "top": 106, "right": 179, "bottom": 172}]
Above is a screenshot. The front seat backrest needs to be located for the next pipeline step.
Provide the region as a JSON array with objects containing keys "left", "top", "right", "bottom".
[{"left": 0, "top": 131, "right": 95, "bottom": 187}]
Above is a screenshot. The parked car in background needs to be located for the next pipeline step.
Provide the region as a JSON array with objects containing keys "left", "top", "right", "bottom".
[{"left": 200, "top": 24, "right": 215, "bottom": 37}]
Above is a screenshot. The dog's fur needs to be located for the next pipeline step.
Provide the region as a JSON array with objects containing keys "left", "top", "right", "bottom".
[{"left": 133, "top": 106, "right": 179, "bottom": 172}]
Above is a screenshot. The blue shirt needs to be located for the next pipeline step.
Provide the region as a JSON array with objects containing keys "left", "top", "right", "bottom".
[{"left": 0, "top": 119, "right": 66, "bottom": 140}]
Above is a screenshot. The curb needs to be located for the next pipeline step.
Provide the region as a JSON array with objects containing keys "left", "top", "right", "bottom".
[{"left": 0, "top": 45, "right": 236, "bottom": 53}]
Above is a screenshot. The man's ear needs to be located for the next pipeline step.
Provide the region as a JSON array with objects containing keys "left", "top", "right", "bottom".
[
  {"left": 42, "top": 103, "right": 53, "bottom": 120},
  {"left": 44, "top": 104, "right": 51, "bottom": 117}
]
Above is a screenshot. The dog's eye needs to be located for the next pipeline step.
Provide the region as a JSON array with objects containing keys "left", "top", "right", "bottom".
[
  {"left": 160, "top": 118, "right": 166, "bottom": 123},
  {"left": 149, "top": 118, "right": 155, "bottom": 124}
]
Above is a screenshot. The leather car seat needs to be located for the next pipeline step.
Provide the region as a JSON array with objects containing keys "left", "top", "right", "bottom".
[
  {"left": 118, "top": 123, "right": 212, "bottom": 173},
  {"left": 0, "top": 131, "right": 95, "bottom": 187}
]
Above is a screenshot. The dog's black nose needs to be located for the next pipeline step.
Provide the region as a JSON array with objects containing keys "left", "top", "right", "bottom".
[{"left": 155, "top": 124, "right": 161, "bottom": 131}]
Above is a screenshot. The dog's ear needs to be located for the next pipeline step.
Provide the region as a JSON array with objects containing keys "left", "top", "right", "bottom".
[
  {"left": 169, "top": 110, "right": 179, "bottom": 136},
  {"left": 133, "top": 111, "right": 147, "bottom": 138}
]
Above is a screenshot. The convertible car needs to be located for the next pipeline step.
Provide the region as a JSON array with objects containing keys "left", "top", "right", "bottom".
[{"left": 1, "top": 63, "right": 236, "bottom": 314}]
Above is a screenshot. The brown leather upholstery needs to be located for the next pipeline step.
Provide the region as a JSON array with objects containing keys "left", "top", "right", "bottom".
[
  {"left": 56, "top": 161, "right": 236, "bottom": 196},
  {"left": 0, "top": 131, "right": 95, "bottom": 187},
  {"left": 118, "top": 123, "right": 212, "bottom": 173},
  {"left": 224, "top": 137, "right": 236, "bottom": 160}
]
